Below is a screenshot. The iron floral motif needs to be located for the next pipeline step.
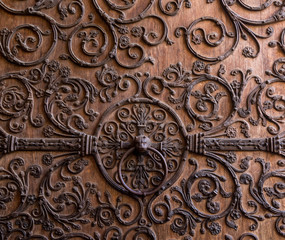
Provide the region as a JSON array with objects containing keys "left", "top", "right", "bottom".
[
  {"left": 95, "top": 99, "right": 186, "bottom": 196},
  {"left": 146, "top": 58, "right": 285, "bottom": 136},
  {"left": 0, "top": 59, "right": 141, "bottom": 135},
  {"left": 0, "top": 66, "right": 46, "bottom": 133},
  {"left": 0, "top": 0, "right": 184, "bottom": 69},
  {"left": 176, "top": 0, "right": 283, "bottom": 64},
  {"left": 0, "top": 0, "right": 285, "bottom": 69},
  {"left": 0, "top": 58, "right": 285, "bottom": 239},
  {"left": 0, "top": 0, "right": 84, "bottom": 66},
  {"left": 2, "top": 0, "right": 285, "bottom": 239}
]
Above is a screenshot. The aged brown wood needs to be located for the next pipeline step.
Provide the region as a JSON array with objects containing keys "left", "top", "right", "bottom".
[{"left": 1, "top": 0, "right": 285, "bottom": 239}]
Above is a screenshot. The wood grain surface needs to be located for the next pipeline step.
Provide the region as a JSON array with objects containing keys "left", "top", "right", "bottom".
[{"left": 0, "top": 0, "right": 285, "bottom": 239}]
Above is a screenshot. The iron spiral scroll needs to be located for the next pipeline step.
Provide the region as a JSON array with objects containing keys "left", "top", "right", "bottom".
[{"left": 1, "top": 0, "right": 285, "bottom": 239}]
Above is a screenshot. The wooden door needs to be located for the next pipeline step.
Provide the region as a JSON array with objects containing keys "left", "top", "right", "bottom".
[{"left": 1, "top": 1, "right": 285, "bottom": 239}]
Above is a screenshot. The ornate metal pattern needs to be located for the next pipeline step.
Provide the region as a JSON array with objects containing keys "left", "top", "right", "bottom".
[{"left": 1, "top": 0, "right": 285, "bottom": 239}]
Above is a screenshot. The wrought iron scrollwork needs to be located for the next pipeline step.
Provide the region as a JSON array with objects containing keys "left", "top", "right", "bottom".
[
  {"left": 95, "top": 98, "right": 187, "bottom": 196},
  {"left": 0, "top": 0, "right": 179, "bottom": 69},
  {"left": 0, "top": 57, "right": 285, "bottom": 238},
  {"left": 2, "top": 0, "right": 285, "bottom": 239},
  {"left": 176, "top": 0, "right": 282, "bottom": 64}
]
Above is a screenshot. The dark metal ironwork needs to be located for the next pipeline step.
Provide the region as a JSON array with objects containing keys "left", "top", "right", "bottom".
[{"left": 1, "top": 0, "right": 285, "bottom": 239}]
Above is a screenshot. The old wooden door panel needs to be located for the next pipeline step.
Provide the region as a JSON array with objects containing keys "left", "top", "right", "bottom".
[{"left": 0, "top": 0, "right": 285, "bottom": 239}]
